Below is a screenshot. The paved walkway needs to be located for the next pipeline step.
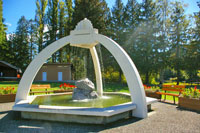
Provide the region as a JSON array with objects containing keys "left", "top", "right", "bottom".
[{"left": 0, "top": 102, "right": 200, "bottom": 133}]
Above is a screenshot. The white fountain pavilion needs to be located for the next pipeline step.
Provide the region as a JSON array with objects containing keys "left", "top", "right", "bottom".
[{"left": 13, "top": 18, "right": 157, "bottom": 124}]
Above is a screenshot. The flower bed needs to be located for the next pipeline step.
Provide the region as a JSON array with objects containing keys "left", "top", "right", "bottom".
[
  {"left": 144, "top": 85, "right": 161, "bottom": 99},
  {"left": 0, "top": 94, "right": 16, "bottom": 103},
  {"left": 54, "top": 83, "right": 76, "bottom": 93},
  {"left": 178, "top": 97, "right": 200, "bottom": 111},
  {"left": 178, "top": 86, "right": 200, "bottom": 111},
  {"left": 145, "top": 90, "right": 161, "bottom": 99},
  {"left": 0, "top": 86, "right": 16, "bottom": 103}
]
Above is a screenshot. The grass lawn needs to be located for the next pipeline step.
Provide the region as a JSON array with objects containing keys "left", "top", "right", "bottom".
[
  {"left": 104, "top": 83, "right": 181, "bottom": 102},
  {"left": 0, "top": 81, "right": 191, "bottom": 102},
  {"left": 0, "top": 81, "right": 75, "bottom": 95}
]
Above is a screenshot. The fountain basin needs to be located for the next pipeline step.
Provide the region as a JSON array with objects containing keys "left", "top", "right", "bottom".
[{"left": 13, "top": 92, "right": 157, "bottom": 124}]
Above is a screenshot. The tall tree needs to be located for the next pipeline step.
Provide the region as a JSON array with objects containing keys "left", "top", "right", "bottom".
[
  {"left": 131, "top": 0, "right": 159, "bottom": 84},
  {"left": 124, "top": 0, "right": 140, "bottom": 31},
  {"left": 168, "top": 1, "right": 190, "bottom": 85},
  {"left": 154, "top": 0, "right": 170, "bottom": 84},
  {"left": 58, "top": 1, "right": 66, "bottom": 63},
  {"left": 28, "top": 19, "right": 37, "bottom": 61},
  {"left": 35, "top": 0, "right": 48, "bottom": 52},
  {"left": 65, "top": 0, "right": 73, "bottom": 35},
  {"left": 72, "top": 0, "right": 109, "bottom": 33},
  {"left": 0, "top": 0, "right": 8, "bottom": 61},
  {"left": 184, "top": 1, "right": 200, "bottom": 83},
  {"left": 47, "top": 0, "right": 59, "bottom": 62},
  {"left": 14, "top": 16, "right": 30, "bottom": 71},
  {"left": 63, "top": 0, "right": 73, "bottom": 65},
  {"left": 72, "top": 0, "right": 110, "bottom": 81},
  {"left": 110, "top": 0, "right": 126, "bottom": 83}
]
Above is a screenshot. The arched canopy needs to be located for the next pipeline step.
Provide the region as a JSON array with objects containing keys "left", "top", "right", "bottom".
[{"left": 15, "top": 19, "right": 147, "bottom": 118}]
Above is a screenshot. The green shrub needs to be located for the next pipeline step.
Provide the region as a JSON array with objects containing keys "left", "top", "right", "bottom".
[{"left": 182, "top": 86, "right": 200, "bottom": 99}]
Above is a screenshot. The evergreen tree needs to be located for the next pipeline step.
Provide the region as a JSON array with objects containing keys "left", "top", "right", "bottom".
[
  {"left": 131, "top": 0, "right": 159, "bottom": 84},
  {"left": 14, "top": 16, "right": 30, "bottom": 71},
  {"left": 47, "top": 0, "right": 59, "bottom": 62},
  {"left": 63, "top": 0, "right": 73, "bottom": 65},
  {"left": 35, "top": 0, "right": 48, "bottom": 52},
  {"left": 58, "top": 1, "right": 66, "bottom": 63},
  {"left": 65, "top": 0, "right": 73, "bottom": 35},
  {"left": 168, "top": 1, "right": 190, "bottom": 85},
  {"left": 72, "top": 0, "right": 110, "bottom": 81},
  {"left": 110, "top": 0, "right": 126, "bottom": 83},
  {"left": 28, "top": 19, "right": 37, "bottom": 61},
  {"left": 0, "top": 0, "right": 8, "bottom": 61},
  {"left": 184, "top": 1, "right": 200, "bottom": 83},
  {"left": 150, "top": 0, "right": 171, "bottom": 84},
  {"left": 72, "top": 0, "right": 109, "bottom": 33},
  {"left": 124, "top": 0, "right": 140, "bottom": 31}
]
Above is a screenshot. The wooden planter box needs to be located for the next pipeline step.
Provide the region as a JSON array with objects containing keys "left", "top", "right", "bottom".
[
  {"left": 178, "top": 97, "right": 200, "bottom": 112},
  {"left": 0, "top": 94, "right": 16, "bottom": 103},
  {"left": 53, "top": 89, "right": 73, "bottom": 93},
  {"left": 145, "top": 90, "right": 161, "bottom": 99}
]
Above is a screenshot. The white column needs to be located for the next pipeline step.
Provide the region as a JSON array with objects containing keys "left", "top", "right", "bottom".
[{"left": 90, "top": 47, "right": 103, "bottom": 97}]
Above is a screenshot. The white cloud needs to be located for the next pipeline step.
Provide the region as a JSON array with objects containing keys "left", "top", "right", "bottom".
[{"left": 5, "top": 22, "right": 12, "bottom": 27}]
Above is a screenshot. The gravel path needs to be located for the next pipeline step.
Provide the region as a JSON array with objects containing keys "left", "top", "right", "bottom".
[{"left": 0, "top": 102, "right": 200, "bottom": 133}]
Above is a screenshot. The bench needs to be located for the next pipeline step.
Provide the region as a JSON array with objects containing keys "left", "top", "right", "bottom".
[
  {"left": 156, "top": 85, "right": 185, "bottom": 104},
  {"left": 30, "top": 84, "right": 53, "bottom": 95}
]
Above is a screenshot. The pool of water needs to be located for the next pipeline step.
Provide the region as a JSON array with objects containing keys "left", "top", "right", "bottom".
[{"left": 31, "top": 94, "right": 131, "bottom": 108}]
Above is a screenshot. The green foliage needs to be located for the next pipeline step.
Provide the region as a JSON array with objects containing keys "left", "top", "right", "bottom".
[
  {"left": 0, "top": 0, "right": 9, "bottom": 61},
  {"left": 72, "top": 0, "right": 109, "bottom": 34},
  {"left": 11, "top": 16, "right": 30, "bottom": 71},
  {"left": 144, "top": 85, "right": 160, "bottom": 92},
  {"left": 35, "top": 0, "right": 48, "bottom": 52},
  {"left": 28, "top": 19, "right": 37, "bottom": 61},
  {"left": 109, "top": 0, "right": 126, "bottom": 83},
  {"left": 168, "top": 1, "right": 190, "bottom": 85},
  {"left": 58, "top": 1, "right": 66, "bottom": 63},
  {"left": 1, "top": 0, "right": 199, "bottom": 85},
  {"left": 182, "top": 86, "right": 200, "bottom": 99},
  {"left": 72, "top": 57, "right": 86, "bottom": 80}
]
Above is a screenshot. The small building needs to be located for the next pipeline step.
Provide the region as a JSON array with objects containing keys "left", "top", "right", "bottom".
[
  {"left": 34, "top": 63, "right": 72, "bottom": 82},
  {"left": 0, "top": 61, "right": 22, "bottom": 81}
]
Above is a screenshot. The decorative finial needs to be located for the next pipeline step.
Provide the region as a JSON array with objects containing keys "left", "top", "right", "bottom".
[
  {"left": 70, "top": 18, "right": 98, "bottom": 48},
  {"left": 75, "top": 18, "right": 93, "bottom": 31}
]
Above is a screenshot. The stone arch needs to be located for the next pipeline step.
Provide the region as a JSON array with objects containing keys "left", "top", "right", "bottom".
[
  {"left": 15, "top": 19, "right": 147, "bottom": 118},
  {"left": 94, "top": 34, "right": 147, "bottom": 118},
  {"left": 15, "top": 36, "right": 71, "bottom": 102}
]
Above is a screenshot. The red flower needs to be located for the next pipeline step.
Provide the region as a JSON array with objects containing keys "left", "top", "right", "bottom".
[
  {"left": 194, "top": 86, "right": 197, "bottom": 90},
  {"left": 70, "top": 85, "right": 76, "bottom": 88},
  {"left": 12, "top": 88, "right": 15, "bottom": 90},
  {"left": 59, "top": 84, "right": 63, "bottom": 88}
]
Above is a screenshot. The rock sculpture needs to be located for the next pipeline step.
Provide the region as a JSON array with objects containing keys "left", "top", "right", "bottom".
[{"left": 72, "top": 78, "right": 98, "bottom": 100}]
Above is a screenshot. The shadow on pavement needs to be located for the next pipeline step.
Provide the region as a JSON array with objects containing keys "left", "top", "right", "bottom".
[{"left": 0, "top": 110, "right": 142, "bottom": 133}]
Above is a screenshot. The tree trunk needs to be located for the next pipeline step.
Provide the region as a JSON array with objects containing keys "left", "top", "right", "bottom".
[
  {"left": 145, "top": 72, "right": 149, "bottom": 84},
  {"left": 119, "top": 68, "right": 122, "bottom": 83},
  {"left": 59, "top": 48, "right": 63, "bottom": 63},
  {"left": 176, "top": 69, "right": 180, "bottom": 85},
  {"left": 160, "top": 69, "right": 164, "bottom": 84}
]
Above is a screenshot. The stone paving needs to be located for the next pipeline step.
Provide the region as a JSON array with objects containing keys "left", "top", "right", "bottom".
[{"left": 0, "top": 102, "right": 200, "bottom": 133}]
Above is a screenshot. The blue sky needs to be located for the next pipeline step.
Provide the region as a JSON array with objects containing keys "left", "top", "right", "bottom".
[{"left": 3, "top": 0, "right": 199, "bottom": 33}]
